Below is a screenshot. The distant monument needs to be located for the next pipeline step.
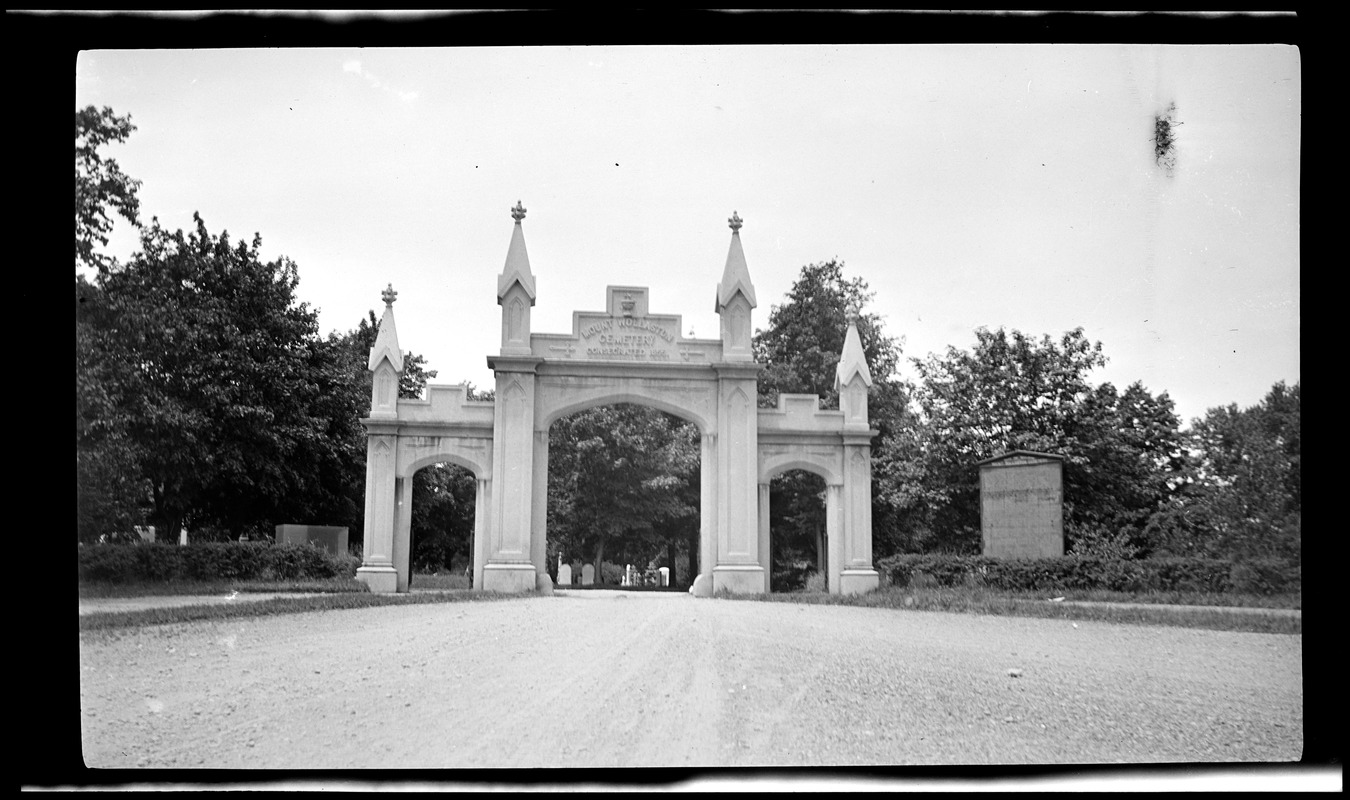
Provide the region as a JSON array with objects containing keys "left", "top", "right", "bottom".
[{"left": 978, "top": 451, "right": 1065, "bottom": 558}]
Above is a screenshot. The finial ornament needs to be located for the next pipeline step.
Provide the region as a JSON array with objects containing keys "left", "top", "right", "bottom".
[
  {"left": 382, "top": 283, "right": 398, "bottom": 306},
  {"left": 728, "top": 211, "right": 743, "bottom": 232},
  {"left": 511, "top": 200, "right": 527, "bottom": 222},
  {"left": 846, "top": 305, "right": 860, "bottom": 325}
]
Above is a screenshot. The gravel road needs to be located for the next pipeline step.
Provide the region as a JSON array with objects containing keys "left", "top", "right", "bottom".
[{"left": 78, "top": 590, "right": 1303, "bottom": 769}]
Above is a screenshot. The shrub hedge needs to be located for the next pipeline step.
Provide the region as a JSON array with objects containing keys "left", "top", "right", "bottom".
[
  {"left": 875, "top": 554, "right": 1300, "bottom": 595},
  {"left": 78, "top": 541, "right": 361, "bottom": 584}
]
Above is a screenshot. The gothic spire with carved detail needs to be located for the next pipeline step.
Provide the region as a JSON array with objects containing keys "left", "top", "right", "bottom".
[
  {"left": 834, "top": 307, "right": 873, "bottom": 391},
  {"left": 368, "top": 283, "right": 404, "bottom": 373},
  {"left": 498, "top": 200, "right": 537, "bottom": 304},
  {"left": 715, "top": 210, "right": 757, "bottom": 312}
]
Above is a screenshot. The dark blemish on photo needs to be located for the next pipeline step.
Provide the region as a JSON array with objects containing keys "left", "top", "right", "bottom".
[{"left": 1154, "top": 101, "right": 1182, "bottom": 174}]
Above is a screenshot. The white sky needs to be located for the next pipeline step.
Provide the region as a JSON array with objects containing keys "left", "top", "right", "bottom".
[{"left": 75, "top": 43, "right": 1299, "bottom": 426}]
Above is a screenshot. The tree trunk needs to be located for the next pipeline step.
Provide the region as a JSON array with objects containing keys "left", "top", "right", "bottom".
[
  {"left": 593, "top": 538, "right": 606, "bottom": 587},
  {"left": 667, "top": 540, "right": 678, "bottom": 587}
]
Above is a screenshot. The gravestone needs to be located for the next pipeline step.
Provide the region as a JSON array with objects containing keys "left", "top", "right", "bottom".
[
  {"left": 581, "top": 563, "right": 595, "bottom": 586},
  {"left": 658, "top": 567, "right": 670, "bottom": 587},
  {"left": 275, "top": 524, "right": 350, "bottom": 557},
  {"left": 557, "top": 563, "right": 573, "bottom": 586},
  {"left": 978, "top": 451, "right": 1064, "bottom": 559}
]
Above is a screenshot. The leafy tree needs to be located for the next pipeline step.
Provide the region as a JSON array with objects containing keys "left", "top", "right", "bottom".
[
  {"left": 768, "top": 469, "right": 827, "bottom": 591},
  {"left": 410, "top": 463, "right": 477, "bottom": 573},
  {"left": 78, "top": 274, "right": 150, "bottom": 540},
  {"left": 76, "top": 106, "right": 142, "bottom": 271},
  {"left": 76, "top": 105, "right": 149, "bottom": 539},
  {"left": 752, "top": 260, "right": 913, "bottom": 572},
  {"left": 77, "top": 213, "right": 352, "bottom": 541},
  {"left": 546, "top": 404, "right": 699, "bottom": 584},
  {"left": 754, "top": 260, "right": 902, "bottom": 411},
  {"left": 1145, "top": 381, "right": 1300, "bottom": 561},
  {"left": 905, "top": 327, "right": 1184, "bottom": 555}
]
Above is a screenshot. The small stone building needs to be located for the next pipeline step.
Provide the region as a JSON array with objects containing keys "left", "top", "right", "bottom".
[{"left": 977, "top": 450, "right": 1064, "bottom": 559}]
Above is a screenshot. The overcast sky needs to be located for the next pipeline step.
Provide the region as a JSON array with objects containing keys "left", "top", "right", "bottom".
[{"left": 75, "top": 43, "right": 1299, "bottom": 426}]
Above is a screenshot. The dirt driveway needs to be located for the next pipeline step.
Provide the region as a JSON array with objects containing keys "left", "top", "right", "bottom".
[{"left": 78, "top": 590, "right": 1302, "bottom": 769}]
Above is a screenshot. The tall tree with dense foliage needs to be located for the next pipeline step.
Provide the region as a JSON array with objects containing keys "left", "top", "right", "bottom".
[
  {"left": 76, "top": 106, "right": 142, "bottom": 272},
  {"left": 76, "top": 106, "right": 147, "bottom": 539},
  {"left": 78, "top": 213, "right": 354, "bottom": 540},
  {"left": 1144, "top": 381, "right": 1300, "bottom": 561},
  {"left": 905, "top": 327, "right": 1184, "bottom": 555},
  {"left": 546, "top": 404, "right": 699, "bottom": 583},
  {"left": 752, "top": 260, "right": 913, "bottom": 577}
]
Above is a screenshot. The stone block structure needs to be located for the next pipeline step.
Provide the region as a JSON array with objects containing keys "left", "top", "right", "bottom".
[{"left": 978, "top": 451, "right": 1065, "bottom": 559}]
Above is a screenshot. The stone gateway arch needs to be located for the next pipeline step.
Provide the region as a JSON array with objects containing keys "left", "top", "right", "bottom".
[{"left": 356, "top": 204, "right": 880, "bottom": 596}]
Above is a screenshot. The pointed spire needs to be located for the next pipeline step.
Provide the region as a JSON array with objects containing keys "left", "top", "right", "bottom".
[
  {"left": 497, "top": 200, "right": 537, "bottom": 304},
  {"left": 715, "top": 210, "right": 757, "bottom": 311},
  {"left": 368, "top": 283, "right": 404, "bottom": 372},
  {"left": 834, "top": 307, "right": 873, "bottom": 391}
]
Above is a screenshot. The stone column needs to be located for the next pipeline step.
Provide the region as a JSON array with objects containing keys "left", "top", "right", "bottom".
[
  {"left": 691, "top": 432, "right": 717, "bottom": 597},
  {"left": 483, "top": 358, "right": 543, "bottom": 592},
  {"left": 393, "top": 476, "right": 413, "bottom": 593},
  {"left": 758, "top": 482, "right": 772, "bottom": 593},
  {"left": 355, "top": 429, "right": 399, "bottom": 593},
  {"left": 530, "top": 429, "right": 551, "bottom": 590},
  {"left": 712, "top": 363, "right": 763, "bottom": 593},
  {"left": 472, "top": 478, "right": 489, "bottom": 590},
  {"left": 838, "top": 437, "right": 880, "bottom": 595},
  {"left": 826, "top": 482, "right": 843, "bottom": 594}
]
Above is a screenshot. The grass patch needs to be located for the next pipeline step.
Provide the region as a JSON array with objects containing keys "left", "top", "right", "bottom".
[
  {"left": 78, "top": 577, "right": 371, "bottom": 599},
  {"left": 79, "top": 587, "right": 523, "bottom": 632},
  {"left": 408, "top": 572, "right": 472, "bottom": 591},
  {"left": 731, "top": 586, "right": 1301, "bottom": 635},
  {"left": 1037, "top": 587, "right": 1300, "bottom": 609}
]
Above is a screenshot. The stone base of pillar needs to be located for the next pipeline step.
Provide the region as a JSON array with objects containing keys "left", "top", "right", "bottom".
[
  {"left": 838, "top": 568, "right": 880, "bottom": 595},
  {"left": 712, "top": 564, "right": 767, "bottom": 595},
  {"left": 356, "top": 565, "right": 399, "bottom": 594},
  {"left": 481, "top": 562, "right": 538, "bottom": 593},
  {"left": 536, "top": 572, "right": 554, "bottom": 595}
]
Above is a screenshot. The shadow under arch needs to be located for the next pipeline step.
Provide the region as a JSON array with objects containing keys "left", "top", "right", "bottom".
[{"left": 764, "top": 466, "right": 832, "bottom": 593}]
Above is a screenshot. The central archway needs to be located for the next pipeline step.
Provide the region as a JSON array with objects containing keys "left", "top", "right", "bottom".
[
  {"left": 544, "top": 402, "right": 700, "bottom": 591},
  {"left": 488, "top": 297, "right": 756, "bottom": 596}
]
